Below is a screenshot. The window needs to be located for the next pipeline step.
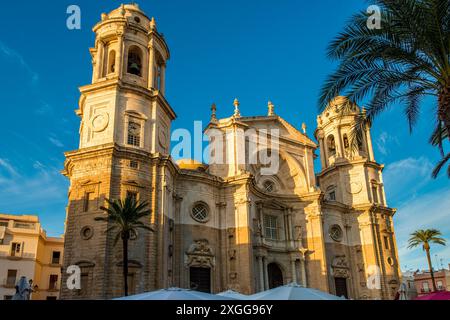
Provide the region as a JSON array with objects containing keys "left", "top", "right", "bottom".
[
  {"left": 384, "top": 236, "right": 390, "bottom": 250},
  {"left": 385, "top": 216, "right": 392, "bottom": 231},
  {"left": 108, "top": 50, "right": 116, "bottom": 74},
  {"left": 49, "top": 274, "right": 58, "bottom": 290},
  {"left": 0, "top": 220, "right": 8, "bottom": 227},
  {"left": 343, "top": 134, "right": 349, "bottom": 149},
  {"left": 329, "top": 191, "right": 336, "bottom": 201},
  {"left": 10, "top": 242, "right": 22, "bottom": 257},
  {"left": 327, "top": 135, "right": 336, "bottom": 155},
  {"left": 6, "top": 270, "right": 17, "bottom": 286},
  {"left": 263, "top": 180, "right": 275, "bottom": 193},
  {"left": 387, "top": 257, "right": 394, "bottom": 266},
  {"left": 127, "top": 46, "right": 142, "bottom": 76},
  {"left": 126, "top": 191, "right": 138, "bottom": 203},
  {"left": 264, "top": 215, "right": 278, "bottom": 240},
  {"left": 13, "top": 222, "right": 34, "bottom": 229},
  {"left": 378, "top": 186, "right": 384, "bottom": 205},
  {"left": 329, "top": 225, "right": 343, "bottom": 242},
  {"left": 372, "top": 185, "right": 379, "bottom": 203},
  {"left": 84, "top": 192, "right": 94, "bottom": 212},
  {"left": 127, "top": 121, "right": 141, "bottom": 147},
  {"left": 326, "top": 186, "right": 336, "bottom": 201},
  {"left": 422, "top": 282, "right": 430, "bottom": 292},
  {"left": 129, "top": 160, "right": 139, "bottom": 169},
  {"left": 51, "top": 251, "right": 61, "bottom": 265},
  {"left": 191, "top": 203, "right": 209, "bottom": 223},
  {"left": 437, "top": 281, "right": 443, "bottom": 290},
  {"left": 154, "top": 62, "right": 163, "bottom": 90}
]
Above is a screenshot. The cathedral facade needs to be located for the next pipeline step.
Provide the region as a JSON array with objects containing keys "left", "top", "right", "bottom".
[{"left": 60, "top": 4, "right": 401, "bottom": 300}]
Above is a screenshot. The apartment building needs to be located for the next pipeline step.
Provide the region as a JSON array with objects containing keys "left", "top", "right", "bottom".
[
  {"left": 414, "top": 265, "right": 450, "bottom": 295},
  {"left": 0, "top": 214, "right": 64, "bottom": 300}
]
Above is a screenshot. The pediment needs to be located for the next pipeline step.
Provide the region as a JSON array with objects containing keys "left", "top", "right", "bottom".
[{"left": 256, "top": 198, "right": 289, "bottom": 210}]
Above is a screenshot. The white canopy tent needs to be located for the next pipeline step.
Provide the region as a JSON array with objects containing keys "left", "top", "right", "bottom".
[
  {"left": 217, "top": 290, "right": 249, "bottom": 300},
  {"left": 248, "top": 283, "right": 346, "bottom": 300},
  {"left": 115, "top": 287, "right": 236, "bottom": 300}
]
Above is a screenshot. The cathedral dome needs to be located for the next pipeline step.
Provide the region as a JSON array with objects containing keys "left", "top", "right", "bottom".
[
  {"left": 108, "top": 3, "right": 147, "bottom": 17},
  {"left": 99, "top": 3, "right": 151, "bottom": 27},
  {"left": 324, "top": 96, "right": 360, "bottom": 115}
]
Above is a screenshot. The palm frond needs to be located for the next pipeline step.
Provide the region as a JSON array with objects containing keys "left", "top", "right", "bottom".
[{"left": 432, "top": 152, "right": 450, "bottom": 178}]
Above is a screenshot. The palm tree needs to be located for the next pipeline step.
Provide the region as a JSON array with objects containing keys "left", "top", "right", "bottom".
[
  {"left": 319, "top": 0, "right": 450, "bottom": 177},
  {"left": 95, "top": 196, "right": 153, "bottom": 296},
  {"left": 408, "top": 229, "right": 446, "bottom": 291}
]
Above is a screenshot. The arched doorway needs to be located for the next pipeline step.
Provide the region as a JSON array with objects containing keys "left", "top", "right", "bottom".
[
  {"left": 189, "top": 267, "right": 211, "bottom": 293},
  {"left": 268, "top": 263, "right": 283, "bottom": 289}
]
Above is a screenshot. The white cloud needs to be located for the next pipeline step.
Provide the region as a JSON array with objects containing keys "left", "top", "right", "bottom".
[
  {"left": 0, "top": 41, "right": 39, "bottom": 84},
  {"left": 383, "top": 156, "right": 433, "bottom": 204},
  {"left": 48, "top": 137, "right": 64, "bottom": 148},
  {"left": 394, "top": 188, "right": 450, "bottom": 270},
  {"left": 35, "top": 100, "right": 53, "bottom": 115},
  {"left": 0, "top": 158, "right": 67, "bottom": 219},
  {"left": 375, "top": 132, "right": 399, "bottom": 156},
  {"left": 0, "top": 158, "right": 19, "bottom": 177}
]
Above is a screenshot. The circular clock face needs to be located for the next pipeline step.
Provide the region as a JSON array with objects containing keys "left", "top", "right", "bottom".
[
  {"left": 91, "top": 113, "right": 109, "bottom": 132},
  {"left": 346, "top": 181, "right": 362, "bottom": 194}
]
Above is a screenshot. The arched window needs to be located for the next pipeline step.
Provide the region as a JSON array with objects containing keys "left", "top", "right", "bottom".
[
  {"left": 326, "top": 185, "right": 336, "bottom": 201},
  {"left": 127, "top": 46, "right": 142, "bottom": 76},
  {"left": 327, "top": 135, "right": 336, "bottom": 155},
  {"left": 343, "top": 134, "right": 349, "bottom": 149},
  {"left": 127, "top": 121, "right": 141, "bottom": 147},
  {"left": 108, "top": 50, "right": 116, "bottom": 74}
]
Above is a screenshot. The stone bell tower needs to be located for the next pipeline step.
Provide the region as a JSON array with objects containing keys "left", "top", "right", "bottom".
[
  {"left": 61, "top": 4, "right": 176, "bottom": 299},
  {"left": 315, "top": 96, "right": 401, "bottom": 300}
]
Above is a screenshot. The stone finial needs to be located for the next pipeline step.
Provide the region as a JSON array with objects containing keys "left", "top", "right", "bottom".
[
  {"left": 233, "top": 98, "right": 241, "bottom": 118},
  {"left": 101, "top": 13, "right": 108, "bottom": 21},
  {"left": 119, "top": 4, "right": 126, "bottom": 16},
  {"left": 150, "top": 17, "right": 157, "bottom": 31},
  {"left": 210, "top": 103, "right": 218, "bottom": 123},
  {"left": 268, "top": 101, "right": 275, "bottom": 116},
  {"left": 301, "top": 122, "right": 307, "bottom": 134}
]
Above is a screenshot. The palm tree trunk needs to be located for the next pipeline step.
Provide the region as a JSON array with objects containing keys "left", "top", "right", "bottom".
[
  {"left": 123, "top": 237, "right": 129, "bottom": 296},
  {"left": 425, "top": 248, "right": 437, "bottom": 292}
]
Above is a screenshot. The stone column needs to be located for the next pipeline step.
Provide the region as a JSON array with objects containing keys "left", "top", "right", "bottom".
[
  {"left": 96, "top": 40, "right": 105, "bottom": 81},
  {"left": 318, "top": 136, "right": 327, "bottom": 169},
  {"left": 300, "top": 258, "right": 307, "bottom": 287},
  {"left": 365, "top": 125, "right": 375, "bottom": 161},
  {"left": 263, "top": 257, "right": 269, "bottom": 290},
  {"left": 160, "top": 63, "right": 166, "bottom": 95},
  {"left": 148, "top": 45, "right": 155, "bottom": 89},
  {"left": 258, "top": 256, "right": 264, "bottom": 292},
  {"left": 291, "top": 260, "right": 297, "bottom": 283},
  {"left": 116, "top": 33, "right": 124, "bottom": 79},
  {"left": 336, "top": 126, "right": 344, "bottom": 158}
]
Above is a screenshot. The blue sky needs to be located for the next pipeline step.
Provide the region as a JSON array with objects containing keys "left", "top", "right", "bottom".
[{"left": 0, "top": 0, "right": 448, "bottom": 271}]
